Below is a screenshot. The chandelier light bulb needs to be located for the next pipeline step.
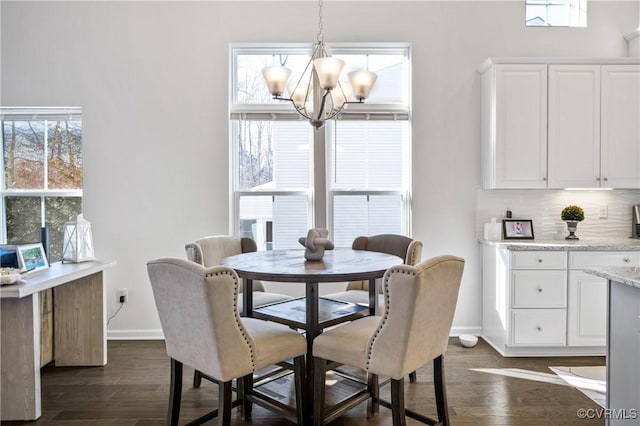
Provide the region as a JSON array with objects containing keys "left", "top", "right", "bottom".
[
  {"left": 348, "top": 70, "right": 377, "bottom": 101},
  {"left": 312, "top": 57, "right": 346, "bottom": 90},
  {"left": 262, "top": 66, "right": 292, "bottom": 97}
]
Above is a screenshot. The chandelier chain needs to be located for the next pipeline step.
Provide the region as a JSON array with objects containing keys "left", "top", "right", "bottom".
[{"left": 317, "top": 0, "right": 324, "bottom": 42}]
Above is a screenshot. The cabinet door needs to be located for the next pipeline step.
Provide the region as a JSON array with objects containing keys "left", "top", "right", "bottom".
[
  {"left": 548, "top": 65, "right": 601, "bottom": 188},
  {"left": 493, "top": 65, "right": 548, "bottom": 188},
  {"left": 568, "top": 271, "right": 607, "bottom": 347},
  {"left": 600, "top": 65, "right": 640, "bottom": 189}
]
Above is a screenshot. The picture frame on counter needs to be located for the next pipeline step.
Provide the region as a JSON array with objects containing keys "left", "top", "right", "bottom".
[
  {"left": 502, "top": 219, "right": 534, "bottom": 240},
  {"left": 16, "top": 242, "right": 49, "bottom": 273}
]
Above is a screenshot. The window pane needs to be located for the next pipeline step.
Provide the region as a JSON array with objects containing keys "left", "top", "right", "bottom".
[
  {"left": 235, "top": 53, "right": 311, "bottom": 104},
  {"left": 3, "top": 120, "right": 45, "bottom": 189},
  {"left": 239, "top": 195, "right": 310, "bottom": 250},
  {"left": 45, "top": 196, "right": 82, "bottom": 262},
  {"left": 329, "top": 121, "right": 406, "bottom": 190},
  {"left": 332, "top": 194, "right": 403, "bottom": 246},
  {"left": 47, "top": 120, "right": 83, "bottom": 189},
  {"left": 526, "top": 0, "right": 587, "bottom": 27},
  {"left": 234, "top": 120, "right": 310, "bottom": 190},
  {"left": 5, "top": 196, "right": 41, "bottom": 244}
]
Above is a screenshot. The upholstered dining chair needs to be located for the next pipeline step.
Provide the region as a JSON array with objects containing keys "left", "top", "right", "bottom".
[
  {"left": 147, "top": 258, "right": 306, "bottom": 426},
  {"left": 313, "top": 255, "right": 465, "bottom": 426},
  {"left": 323, "top": 234, "right": 423, "bottom": 308},
  {"left": 323, "top": 234, "right": 423, "bottom": 382},
  {"left": 185, "top": 235, "right": 293, "bottom": 387}
]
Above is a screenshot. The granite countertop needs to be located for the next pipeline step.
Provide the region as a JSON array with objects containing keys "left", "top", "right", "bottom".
[
  {"left": 584, "top": 267, "right": 640, "bottom": 289},
  {"left": 479, "top": 238, "right": 640, "bottom": 251}
]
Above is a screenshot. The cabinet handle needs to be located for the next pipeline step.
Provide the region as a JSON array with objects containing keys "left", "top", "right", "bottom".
[
  {"left": 537, "top": 259, "right": 543, "bottom": 263},
  {"left": 603, "top": 177, "right": 608, "bottom": 182},
  {"left": 536, "top": 326, "right": 543, "bottom": 332},
  {"left": 542, "top": 177, "right": 547, "bottom": 181},
  {"left": 537, "top": 286, "right": 543, "bottom": 293},
  {"left": 596, "top": 177, "right": 601, "bottom": 181},
  {"left": 624, "top": 258, "right": 631, "bottom": 263}
]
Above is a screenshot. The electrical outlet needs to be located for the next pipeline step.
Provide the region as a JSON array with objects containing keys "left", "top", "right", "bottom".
[
  {"left": 599, "top": 205, "right": 608, "bottom": 219},
  {"left": 118, "top": 288, "right": 128, "bottom": 303}
]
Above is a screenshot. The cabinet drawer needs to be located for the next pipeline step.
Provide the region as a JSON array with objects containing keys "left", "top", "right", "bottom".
[
  {"left": 512, "top": 251, "right": 567, "bottom": 270},
  {"left": 511, "top": 309, "right": 567, "bottom": 346},
  {"left": 569, "top": 251, "right": 640, "bottom": 269},
  {"left": 512, "top": 270, "right": 567, "bottom": 308}
]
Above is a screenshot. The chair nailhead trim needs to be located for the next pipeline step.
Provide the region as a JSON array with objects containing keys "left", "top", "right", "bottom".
[
  {"left": 366, "top": 267, "right": 417, "bottom": 370},
  {"left": 205, "top": 270, "right": 256, "bottom": 371}
]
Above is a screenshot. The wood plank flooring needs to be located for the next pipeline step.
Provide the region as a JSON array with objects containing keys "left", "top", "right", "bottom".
[{"left": 4, "top": 338, "right": 605, "bottom": 425}]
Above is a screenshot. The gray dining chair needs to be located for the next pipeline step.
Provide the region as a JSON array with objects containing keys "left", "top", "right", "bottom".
[
  {"left": 147, "top": 258, "right": 306, "bottom": 426},
  {"left": 323, "top": 233, "right": 423, "bottom": 382},
  {"left": 313, "top": 255, "right": 465, "bottom": 426},
  {"left": 185, "top": 235, "right": 292, "bottom": 387}
]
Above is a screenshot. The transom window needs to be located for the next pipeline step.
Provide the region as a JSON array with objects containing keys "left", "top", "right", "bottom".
[
  {"left": 1, "top": 108, "right": 83, "bottom": 262},
  {"left": 526, "top": 0, "right": 587, "bottom": 27},
  {"left": 230, "top": 44, "right": 411, "bottom": 250}
]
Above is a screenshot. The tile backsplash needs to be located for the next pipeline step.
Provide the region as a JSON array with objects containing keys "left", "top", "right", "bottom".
[{"left": 477, "top": 189, "right": 640, "bottom": 240}]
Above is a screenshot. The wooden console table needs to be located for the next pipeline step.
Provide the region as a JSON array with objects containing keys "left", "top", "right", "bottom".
[{"left": 0, "top": 260, "right": 115, "bottom": 421}]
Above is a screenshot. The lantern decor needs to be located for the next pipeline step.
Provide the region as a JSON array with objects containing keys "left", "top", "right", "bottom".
[{"left": 62, "top": 214, "right": 95, "bottom": 263}]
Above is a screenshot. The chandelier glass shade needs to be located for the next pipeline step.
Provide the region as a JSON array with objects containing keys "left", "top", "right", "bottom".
[{"left": 261, "top": 0, "right": 377, "bottom": 129}]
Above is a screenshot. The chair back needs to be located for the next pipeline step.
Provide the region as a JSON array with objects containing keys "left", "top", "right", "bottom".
[
  {"left": 348, "top": 234, "right": 423, "bottom": 293},
  {"left": 147, "top": 258, "right": 255, "bottom": 382},
  {"left": 367, "top": 255, "right": 465, "bottom": 379},
  {"left": 185, "top": 235, "right": 264, "bottom": 292}
]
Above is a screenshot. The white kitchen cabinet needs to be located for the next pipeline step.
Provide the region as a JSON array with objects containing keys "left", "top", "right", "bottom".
[
  {"left": 600, "top": 65, "right": 640, "bottom": 189},
  {"left": 481, "top": 64, "right": 548, "bottom": 189},
  {"left": 482, "top": 244, "right": 640, "bottom": 356},
  {"left": 480, "top": 58, "right": 640, "bottom": 190},
  {"left": 567, "top": 251, "right": 640, "bottom": 347},
  {"left": 547, "top": 65, "right": 601, "bottom": 189}
]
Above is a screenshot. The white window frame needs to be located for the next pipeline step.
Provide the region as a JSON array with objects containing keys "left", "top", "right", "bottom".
[
  {"left": 229, "top": 43, "right": 412, "bottom": 244},
  {"left": 0, "top": 107, "right": 83, "bottom": 243}
]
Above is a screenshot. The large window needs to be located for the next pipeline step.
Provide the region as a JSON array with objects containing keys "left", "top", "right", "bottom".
[
  {"left": 231, "top": 44, "right": 411, "bottom": 250},
  {"left": 1, "top": 108, "right": 83, "bottom": 262}
]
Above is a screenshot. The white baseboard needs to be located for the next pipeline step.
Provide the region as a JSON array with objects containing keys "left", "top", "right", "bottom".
[
  {"left": 450, "top": 326, "right": 482, "bottom": 337},
  {"left": 107, "top": 329, "right": 164, "bottom": 340},
  {"left": 107, "top": 326, "right": 482, "bottom": 341}
]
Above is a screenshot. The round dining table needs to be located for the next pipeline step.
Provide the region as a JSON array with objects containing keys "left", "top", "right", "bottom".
[{"left": 221, "top": 248, "right": 403, "bottom": 424}]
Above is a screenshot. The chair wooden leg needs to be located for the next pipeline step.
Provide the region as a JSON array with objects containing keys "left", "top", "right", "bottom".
[
  {"left": 367, "top": 373, "right": 380, "bottom": 418},
  {"left": 217, "top": 381, "right": 232, "bottom": 426},
  {"left": 408, "top": 371, "right": 417, "bottom": 383},
  {"left": 193, "top": 370, "right": 202, "bottom": 388},
  {"left": 313, "top": 358, "right": 327, "bottom": 426},
  {"left": 434, "top": 355, "right": 450, "bottom": 426},
  {"left": 241, "top": 374, "right": 253, "bottom": 420},
  {"left": 390, "top": 378, "right": 407, "bottom": 426},
  {"left": 168, "top": 358, "right": 183, "bottom": 426},
  {"left": 293, "top": 355, "right": 306, "bottom": 426}
]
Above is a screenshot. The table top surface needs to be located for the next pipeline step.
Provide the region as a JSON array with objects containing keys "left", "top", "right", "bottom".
[
  {"left": 0, "top": 260, "right": 116, "bottom": 298},
  {"left": 221, "top": 248, "right": 403, "bottom": 283}
]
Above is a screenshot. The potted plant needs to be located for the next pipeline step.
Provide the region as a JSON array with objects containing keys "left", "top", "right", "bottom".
[{"left": 561, "top": 205, "right": 584, "bottom": 240}]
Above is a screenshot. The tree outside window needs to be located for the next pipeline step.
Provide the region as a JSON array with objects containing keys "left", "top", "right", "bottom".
[{"left": 1, "top": 108, "right": 83, "bottom": 262}]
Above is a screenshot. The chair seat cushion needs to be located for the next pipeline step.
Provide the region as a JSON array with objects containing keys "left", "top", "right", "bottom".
[
  {"left": 242, "top": 318, "right": 306, "bottom": 371},
  {"left": 238, "top": 292, "right": 292, "bottom": 314},
  {"left": 322, "top": 291, "right": 384, "bottom": 312},
  {"left": 313, "top": 316, "right": 381, "bottom": 370}
]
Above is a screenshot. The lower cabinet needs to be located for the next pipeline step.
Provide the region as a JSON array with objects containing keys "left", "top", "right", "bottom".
[
  {"left": 568, "top": 271, "right": 607, "bottom": 347},
  {"left": 482, "top": 246, "right": 640, "bottom": 356}
]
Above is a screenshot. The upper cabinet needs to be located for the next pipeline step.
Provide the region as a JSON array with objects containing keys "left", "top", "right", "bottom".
[
  {"left": 600, "top": 65, "right": 640, "bottom": 188},
  {"left": 480, "top": 58, "right": 640, "bottom": 190}
]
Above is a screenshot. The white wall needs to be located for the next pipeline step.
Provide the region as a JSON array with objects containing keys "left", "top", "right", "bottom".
[{"left": 1, "top": 1, "right": 637, "bottom": 338}]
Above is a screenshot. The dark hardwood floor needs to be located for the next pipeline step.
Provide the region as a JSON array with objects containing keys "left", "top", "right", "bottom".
[{"left": 5, "top": 338, "right": 605, "bottom": 425}]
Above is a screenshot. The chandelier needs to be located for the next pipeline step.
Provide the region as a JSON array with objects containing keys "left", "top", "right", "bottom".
[{"left": 261, "top": 0, "right": 377, "bottom": 129}]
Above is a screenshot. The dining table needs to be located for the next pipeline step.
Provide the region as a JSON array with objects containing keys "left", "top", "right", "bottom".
[{"left": 221, "top": 248, "right": 403, "bottom": 423}]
